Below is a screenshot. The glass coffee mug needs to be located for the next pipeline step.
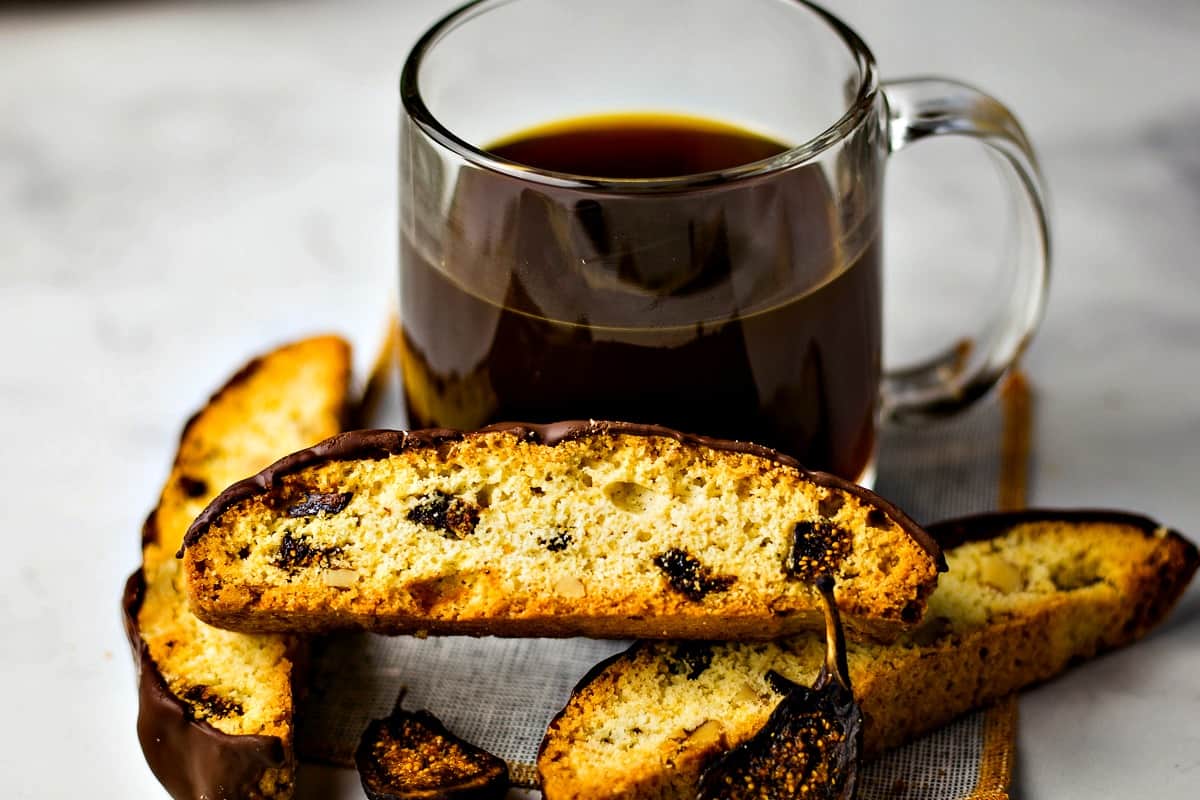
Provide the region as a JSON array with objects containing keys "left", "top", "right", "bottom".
[{"left": 398, "top": 0, "right": 1049, "bottom": 485}]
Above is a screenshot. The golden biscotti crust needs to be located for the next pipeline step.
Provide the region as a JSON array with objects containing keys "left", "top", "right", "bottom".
[
  {"left": 124, "top": 335, "right": 352, "bottom": 800},
  {"left": 536, "top": 510, "right": 1198, "bottom": 800},
  {"left": 181, "top": 423, "right": 944, "bottom": 641}
]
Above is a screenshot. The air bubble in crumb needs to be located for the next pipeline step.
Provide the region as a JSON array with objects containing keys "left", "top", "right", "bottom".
[{"left": 605, "top": 482, "right": 655, "bottom": 514}]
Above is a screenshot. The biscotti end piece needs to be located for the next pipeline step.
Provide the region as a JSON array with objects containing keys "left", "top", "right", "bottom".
[
  {"left": 127, "top": 334, "right": 352, "bottom": 799},
  {"left": 355, "top": 707, "right": 510, "bottom": 800},
  {"left": 124, "top": 570, "right": 294, "bottom": 800},
  {"left": 181, "top": 422, "right": 943, "bottom": 641},
  {"left": 147, "top": 334, "right": 352, "bottom": 570},
  {"left": 536, "top": 511, "right": 1197, "bottom": 800}
]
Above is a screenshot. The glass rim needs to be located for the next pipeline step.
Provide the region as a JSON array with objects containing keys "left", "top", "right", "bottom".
[{"left": 400, "top": 0, "right": 879, "bottom": 193}]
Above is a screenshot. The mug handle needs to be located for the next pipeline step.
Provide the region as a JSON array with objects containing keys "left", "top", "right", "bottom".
[{"left": 879, "top": 78, "right": 1051, "bottom": 424}]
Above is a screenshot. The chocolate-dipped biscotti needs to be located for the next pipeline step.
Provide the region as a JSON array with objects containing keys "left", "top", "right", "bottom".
[
  {"left": 123, "top": 335, "right": 352, "bottom": 800},
  {"left": 180, "top": 422, "right": 945, "bottom": 641},
  {"left": 537, "top": 511, "right": 1199, "bottom": 800}
]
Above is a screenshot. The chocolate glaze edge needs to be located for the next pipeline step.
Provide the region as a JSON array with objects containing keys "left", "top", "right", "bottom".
[
  {"left": 122, "top": 569, "right": 288, "bottom": 800},
  {"left": 162, "top": 337, "right": 353, "bottom": 552},
  {"left": 180, "top": 421, "right": 943, "bottom": 571},
  {"left": 927, "top": 507, "right": 1197, "bottom": 559},
  {"left": 140, "top": 508, "right": 161, "bottom": 550}
]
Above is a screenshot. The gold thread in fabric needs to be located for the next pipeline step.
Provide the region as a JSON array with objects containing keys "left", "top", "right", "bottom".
[
  {"left": 967, "top": 367, "right": 1033, "bottom": 798},
  {"left": 966, "top": 694, "right": 1019, "bottom": 799},
  {"left": 509, "top": 762, "right": 540, "bottom": 789},
  {"left": 998, "top": 368, "right": 1033, "bottom": 512}
]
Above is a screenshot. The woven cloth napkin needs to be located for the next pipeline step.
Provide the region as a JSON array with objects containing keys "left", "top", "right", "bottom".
[{"left": 296, "top": 358, "right": 1031, "bottom": 799}]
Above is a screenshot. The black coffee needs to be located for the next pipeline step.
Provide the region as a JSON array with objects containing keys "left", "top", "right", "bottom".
[
  {"left": 399, "top": 113, "right": 880, "bottom": 479},
  {"left": 486, "top": 113, "right": 790, "bottom": 178}
]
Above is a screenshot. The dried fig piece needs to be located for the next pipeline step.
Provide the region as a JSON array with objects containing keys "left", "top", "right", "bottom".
[
  {"left": 406, "top": 491, "right": 481, "bottom": 540},
  {"left": 653, "top": 548, "right": 737, "bottom": 601},
  {"left": 355, "top": 698, "right": 509, "bottom": 800},
  {"left": 697, "top": 576, "right": 862, "bottom": 800}
]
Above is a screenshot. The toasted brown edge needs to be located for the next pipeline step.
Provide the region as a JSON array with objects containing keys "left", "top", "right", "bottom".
[
  {"left": 179, "top": 422, "right": 944, "bottom": 575},
  {"left": 123, "top": 561, "right": 288, "bottom": 799}
]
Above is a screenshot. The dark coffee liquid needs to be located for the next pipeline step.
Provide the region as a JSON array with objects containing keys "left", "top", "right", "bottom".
[
  {"left": 487, "top": 113, "right": 790, "bottom": 178},
  {"left": 400, "top": 113, "right": 880, "bottom": 479}
]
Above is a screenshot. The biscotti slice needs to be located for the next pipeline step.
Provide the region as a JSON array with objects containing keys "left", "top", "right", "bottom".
[
  {"left": 124, "top": 335, "right": 351, "bottom": 800},
  {"left": 180, "top": 422, "right": 944, "bottom": 641},
  {"left": 537, "top": 510, "right": 1199, "bottom": 800}
]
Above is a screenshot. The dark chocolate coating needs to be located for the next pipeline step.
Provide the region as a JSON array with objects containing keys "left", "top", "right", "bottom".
[
  {"left": 122, "top": 569, "right": 287, "bottom": 800},
  {"left": 927, "top": 508, "right": 1193, "bottom": 552},
  {"left": 180, "top": 420, "right": 943, "bottom": 571}
]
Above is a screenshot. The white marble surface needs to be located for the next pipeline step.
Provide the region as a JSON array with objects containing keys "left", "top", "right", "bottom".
[{"left": 2, "top": 0, "right": 1198, "bottom": 797}]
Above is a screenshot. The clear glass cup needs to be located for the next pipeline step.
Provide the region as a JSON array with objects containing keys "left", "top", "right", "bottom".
[{"left": 398, "top": 0, "right": 1049, "bottom": 484}]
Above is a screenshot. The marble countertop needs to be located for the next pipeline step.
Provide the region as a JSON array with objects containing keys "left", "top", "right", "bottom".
[{"left": 2, "top": 0, "right": 1197, "bottom": 797}]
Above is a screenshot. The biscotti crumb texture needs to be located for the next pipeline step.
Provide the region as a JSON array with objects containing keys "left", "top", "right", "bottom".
[
  {"left": 181, "top": 423, "right": 943, "bottom": 641},
  {"left": 536, "top": 511, "right": 1198, "bottom": 800},
  {"left": 125, "top": 335, "right": 351, "bottom": 800}
]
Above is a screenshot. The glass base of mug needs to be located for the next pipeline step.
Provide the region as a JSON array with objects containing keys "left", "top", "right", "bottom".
[{"left": 853, "top": 449, "right": 878, "bottom": 491}]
